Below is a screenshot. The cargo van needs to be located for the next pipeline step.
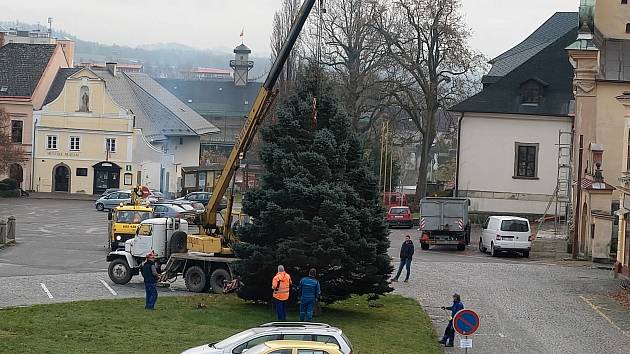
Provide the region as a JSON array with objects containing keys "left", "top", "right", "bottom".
[{"left": 480, "top": 216, "right": 532, "bottom": 257}]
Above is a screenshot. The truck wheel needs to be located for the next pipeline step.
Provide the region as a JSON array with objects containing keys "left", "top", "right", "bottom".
[
  {"left": 96, "top": 203, "right": 104, "bottom": 211},
  {"left": 184, "top": 266, "right": 209, "bottom": 293},
  {"left": 169, "top": 231, "right": 187, "bottom": 254},
  {"left": 108, "top": 258, "right": 132, "bottom": 285},
  {"left": 457, "top": 244, "right": 466, "bottom": 251},
  {"left": 209, "top": 268, "right": 231, "bottom": 294},
  {"left": 420, "top": 242, "right": 430, "bottom": 250},
  {"left": 522, "top": 251, "right": 530, "bottom": 258}
]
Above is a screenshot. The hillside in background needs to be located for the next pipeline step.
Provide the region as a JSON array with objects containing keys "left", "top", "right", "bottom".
[{"left": 0, "top": 21, "right": 269, "bottom": 80}]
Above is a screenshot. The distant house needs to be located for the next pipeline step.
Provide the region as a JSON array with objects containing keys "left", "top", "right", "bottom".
[
  {"left": 38, "top": 63, "right": 218, "bottom": 196},
  {"left": 451, "top": 12, "right": 577, "bottom": 216},
  {"left": 77, "top": 62, "right": 143, "bottom": 73},
  {"left": 181, "top": 67, "right": 232, "bottom": 80},
  {"left": 0, "top": 43, "right": 70, "bottom": 190}
]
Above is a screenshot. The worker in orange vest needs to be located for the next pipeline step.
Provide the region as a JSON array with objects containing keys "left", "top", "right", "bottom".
[{"left": 272, "top": 265, "right": 292, "bottom": 321}]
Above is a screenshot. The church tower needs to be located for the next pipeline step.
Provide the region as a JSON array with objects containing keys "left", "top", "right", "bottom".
[{"left": 230, "top": 43, "right": 254, "bottom": 86}]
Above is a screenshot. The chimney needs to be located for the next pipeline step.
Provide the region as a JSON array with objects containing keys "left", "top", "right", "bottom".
[{"left": 106, "top": 62, "right": 117, "bottom": 77}]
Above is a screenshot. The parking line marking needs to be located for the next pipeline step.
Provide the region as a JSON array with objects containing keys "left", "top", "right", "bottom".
[
  {"left": 579, "top": 295, "right": 630, "bottom": 337},
  {"left": 40, "top": 283, "right": 53, "bottom": 299},
  {"left": 99, "top": 279, "right": 118, "bottom": 296}
]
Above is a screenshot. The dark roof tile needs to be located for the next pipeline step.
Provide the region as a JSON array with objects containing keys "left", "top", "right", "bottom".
[{"left": 0, "top": 43, "right": 57, "bottom": 97}]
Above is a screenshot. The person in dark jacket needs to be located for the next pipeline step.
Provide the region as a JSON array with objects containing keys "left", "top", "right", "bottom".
[
  {"left": 298, "top": 268, "right": 321, "bottom": 321},
  {"left": 141, "top": 252, "right": 160, "bottom": 310},
  {"left": 439, "top": 293, "right": 464, "bottom": 347},
  {"left": 393, "top": 235, "right": 414, "bottom": 282}
]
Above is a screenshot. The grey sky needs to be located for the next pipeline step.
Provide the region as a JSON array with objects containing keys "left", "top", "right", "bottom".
[{"left": 0, "top": 0, "right": 579, "bottom": 58}]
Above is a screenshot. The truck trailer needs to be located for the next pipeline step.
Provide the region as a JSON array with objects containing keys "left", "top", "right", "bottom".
[{"left": 419, "top": 197, "right": 471, "bottom": 251}]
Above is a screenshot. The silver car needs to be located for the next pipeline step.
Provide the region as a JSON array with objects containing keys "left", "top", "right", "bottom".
[
  {"left": 181, "top": 322, "right": 353, "bottom": 354},
  {"left": 95, "top": 191, "right": 133, "bottom": 211},
  {"left": 94, "top": 190, "right": 158, "bottom": 211}
]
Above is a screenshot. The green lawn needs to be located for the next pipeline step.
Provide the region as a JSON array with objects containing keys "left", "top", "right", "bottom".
[{"left": 0, "top": 294, "right": 439, "bottom": 354}]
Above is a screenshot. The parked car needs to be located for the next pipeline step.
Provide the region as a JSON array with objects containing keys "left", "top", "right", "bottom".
[
  {"left": 153, "top": 203, "right": 198, "bottom": 223},
  {"left": 181, "top": 322, "right": 353, "bottom": 354},
  {"left": 170, "top": 199, "right": 205, "bottom": 213},
  {"left": 149, "top": 190, "right": 166, "bottom": 202},
  {"left": 95, "top": 191, "right": 133, "bottom": 211},
  {"left": 100, "top": 188, "right": 122, "bottom": 197},
  {"left": 95, "top": 190, "right": 158, "bottom": 211},
  {"left": 177, "top": 192, "right": 227, "bottom": 210},
  {"left": 386, "top": 206, "right": 413, "bottom": 228},
  {"left": 479, "top": 216, "right": 532, "bottom": 258},
  {"left": 242, "top": 341, "right": 343, "bottom": 354}
]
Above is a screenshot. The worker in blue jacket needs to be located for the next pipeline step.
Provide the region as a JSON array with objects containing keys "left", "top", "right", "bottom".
[
  {"left": 439, "top": 293, "right": 464, "bottom": 347},
  {"left": 298, "top": 268, "right": 321, "bottom": 321}
]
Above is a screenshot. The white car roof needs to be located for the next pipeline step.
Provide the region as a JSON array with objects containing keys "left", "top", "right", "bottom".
[
  {"left": 212, "top": 324, "right": 342, "bottom": 350},
  {"left": 491, "top": 216, "right": 529, "bottom": 222}
]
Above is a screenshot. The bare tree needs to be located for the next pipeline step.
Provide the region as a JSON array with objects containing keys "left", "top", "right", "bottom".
[
  {"left": 372, "top": 0, "right": 483, "bottom": 199},
  {"left": 317, "top": 0, "right": 388, "bottom": 136},
  {"left": 271, "top": 0, "right": 305, "bottom": 93},
  {"left": 0, "top": 108, "right": 26, "bottom": 175}
]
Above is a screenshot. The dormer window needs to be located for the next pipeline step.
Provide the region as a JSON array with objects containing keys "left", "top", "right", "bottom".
[{"left": 520, "top": 79, "right": 547, "bottom": 105}]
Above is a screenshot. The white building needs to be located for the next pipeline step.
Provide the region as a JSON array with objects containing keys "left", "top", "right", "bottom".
[{"left": 451, "top": 12, "right": 577, "bottom": 216}]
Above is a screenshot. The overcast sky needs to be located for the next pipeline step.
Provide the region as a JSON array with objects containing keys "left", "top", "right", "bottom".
[{"left": 0, "top": 0, "right": 579, "bottom": 58}]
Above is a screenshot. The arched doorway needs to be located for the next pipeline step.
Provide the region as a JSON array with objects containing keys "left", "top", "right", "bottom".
[
  {"left": 9, "top": 164, "right": 23, "bottom": 189},
  {"left": 53, "top": 164, "right": 70, "bottom": 192},
  {"left": 93, "top": 161, "right": 121, "bottom": 195}
]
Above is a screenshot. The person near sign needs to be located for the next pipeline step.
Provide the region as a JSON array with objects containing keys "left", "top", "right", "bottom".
[{"left": 439, "top": 293, "right": 464, "bottom": 347}]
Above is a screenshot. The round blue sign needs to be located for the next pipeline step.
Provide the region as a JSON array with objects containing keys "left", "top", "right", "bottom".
[{"left": 453, "top": 309, "right": 480, "bottom": 335}]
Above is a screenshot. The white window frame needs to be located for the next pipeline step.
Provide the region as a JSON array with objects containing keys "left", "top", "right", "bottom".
[
  {"left": 69, "top": 136, "right": 80, "bottom": 151},
  {"left": 106, "top": 138, "right": 117, "bottom": 153},
  {"left": 46, "top": 135, "right": 58, "bottom": 150}
]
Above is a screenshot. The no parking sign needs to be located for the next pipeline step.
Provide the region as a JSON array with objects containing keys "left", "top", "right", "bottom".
[{"left": 453, "top": 309, "right": 480, "bottom": 335}]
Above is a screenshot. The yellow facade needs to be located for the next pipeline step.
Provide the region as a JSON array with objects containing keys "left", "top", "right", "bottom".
[{"left": 33, "top": 68, "right": 136, "bottom": 194}]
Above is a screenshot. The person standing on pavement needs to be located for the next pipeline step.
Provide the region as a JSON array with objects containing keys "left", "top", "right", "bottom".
[
  {"left": 141, "top": 252, "right": 160, "bottom": 310},
  {"left": 298, "top": 268, "right": 321, "bottom": 321},
  {"left": 439, "top": 293, "right": 464, "bottom": 347},
  {"left": 272, "top": 265, "right": 292, "bottom": 321},
  {"left": 393, "top": 235, "right": 414, "bottom": 282}
]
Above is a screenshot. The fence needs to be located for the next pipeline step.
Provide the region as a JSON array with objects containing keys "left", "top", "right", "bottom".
[{"left": 0, "top": 216, "right": 16, "bottom": 246}]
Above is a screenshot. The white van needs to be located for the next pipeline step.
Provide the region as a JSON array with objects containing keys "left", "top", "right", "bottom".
[{"left": 479, "top": 216, "right": 532, "bottom": 257}]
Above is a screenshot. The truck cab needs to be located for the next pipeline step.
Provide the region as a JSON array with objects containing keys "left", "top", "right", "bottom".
[{"left": 108, "top": 205, "right": 154, "bottom": 251}]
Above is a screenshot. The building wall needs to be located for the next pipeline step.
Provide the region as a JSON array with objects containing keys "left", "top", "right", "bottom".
[
  {"left": 132, "top": 130, "right": 177, "bottom": 197},
  {"left": 0, "top": 99, "right": 34, "bottom": 189},
  {"left": 33, "top": 68, "right": 134, "bottom": 194},
  {"left": 32, "top": 45, "right": 69, "bottom": 110},
  {"left": 0, "top": 45, "right": 68, "bottom": 190},
  {"left": 596, "top": 0, "right": 630, "bottom": 40},
  {"left": 596, "top": 83, "right": 630, "bottom": 197},
  {"left": 458, "top": 112, "right": 572, "bottom": 214}
]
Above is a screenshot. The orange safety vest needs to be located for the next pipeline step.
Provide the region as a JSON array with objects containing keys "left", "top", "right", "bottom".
[{"left": 272, "top": 271, "right": 292, "bottom": 301}]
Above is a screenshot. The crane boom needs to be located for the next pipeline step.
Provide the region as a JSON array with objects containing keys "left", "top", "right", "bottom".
[{"left": 202, "top": 0, "right": 317, "bottom": 232}]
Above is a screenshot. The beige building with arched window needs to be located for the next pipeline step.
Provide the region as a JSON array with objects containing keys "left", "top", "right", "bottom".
[{"left": 33, "top": 67, "right": 135, "bottom": 194}]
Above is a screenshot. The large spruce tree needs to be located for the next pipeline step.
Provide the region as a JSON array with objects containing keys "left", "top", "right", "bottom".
[{"left": 233, "top": 66, "right": 392, "bottom": 303}]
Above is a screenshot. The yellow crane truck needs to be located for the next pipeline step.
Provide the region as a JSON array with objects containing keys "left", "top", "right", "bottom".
[
  {"left": 107, "top": 186, "right": 154, "bottom": 251},
  {"left": 106, "top": 0, "right": 318, "bottom": 293}
]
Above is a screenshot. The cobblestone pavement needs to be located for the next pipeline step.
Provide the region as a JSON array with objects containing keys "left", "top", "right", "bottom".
[{"left": 388, "top": 228, "right": 630, "bottom": 354}]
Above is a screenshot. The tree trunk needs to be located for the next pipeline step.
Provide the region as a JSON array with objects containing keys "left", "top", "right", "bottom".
[{"left": 415, "top": 105, "right": 438, "bottom": 200}]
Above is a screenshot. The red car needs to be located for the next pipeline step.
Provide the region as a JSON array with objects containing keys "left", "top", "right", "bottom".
[{"left": 386, "top": 206, "right": 413, "bottom": 228}]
